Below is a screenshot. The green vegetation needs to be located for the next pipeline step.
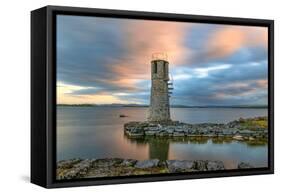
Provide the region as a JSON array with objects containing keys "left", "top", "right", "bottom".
[{"left": 239, "top": 117, "right": 268, "bottom": 130}]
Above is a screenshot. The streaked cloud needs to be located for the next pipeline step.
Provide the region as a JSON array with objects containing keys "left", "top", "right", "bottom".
[
  {"left": 194, "top": 64, "right": 232, "bottom": 78},
  {"left": 173, "top": 74, "right": 193, "bottom": 81},
  {"left": 57, "top": 82, "right": 131, "bottom": 104},
  {"left": 206, "top": 26, "right": 267, "bottom": 59},
  {"left": 56, "top": 15, "right": 268, "bottom": 106}
]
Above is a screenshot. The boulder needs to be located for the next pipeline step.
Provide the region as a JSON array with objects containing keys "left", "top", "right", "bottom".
[
  {"left": 129, "top": 132, "right": 144, "bottom": 138},
  {"left": 249, "top": 137, "right": 255, "bottom": 141},
  {"left": 135, "top": 159, "right": 160, "bottom": 169},
  {"left": 166, "top": 160, "right": 195, "bottom": 173},
  {"left": 93, "top": 158, "right": 122, "bottom": 167},
  {"left": 148, "top": 127, "right": 160, "bottom": 131},
  {"left": 239, "top": 130, "right": 255, "bottom": 135},
  {"left": 166, "top": 128, "right": 175, "bottom": 134},
  {"left": 145, "top": 131, "right": 157, "bottom": 136},
  {"left": 59, "top": 159, "right": 94, "bottom": 179},
  {"left": 173, "top": 132, "right": 185, "bottom": 137},
  {"left": 206, "top": 161, "right": 225, "bottom": 170},
  {"left": 222, "top": 130, "right": 233, "bottom": 136},
  {"left": 175, "top": 128, "right": 184, "bottom": 132},
  {"left": 237, "top": 162, "right": 253, "bottom": 169},
  {"left": 194, "top": 160, "right": 207, "bottom": 171},
  {"left": 158, "top": 132, "right": 169, "bottom": 137},
  {"left": 120, "top": 159, "right": 137, "bottom": 167},
  {"left": 233, "top": 135, "right": 244, "bottom": 140},
  {"left": 57, "top": 158, "right": 81, "bottom": 169}
]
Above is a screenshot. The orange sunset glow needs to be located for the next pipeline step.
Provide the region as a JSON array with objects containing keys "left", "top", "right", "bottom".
[{"left": 57, "top": 16, "right": 268, "bottom": 106}]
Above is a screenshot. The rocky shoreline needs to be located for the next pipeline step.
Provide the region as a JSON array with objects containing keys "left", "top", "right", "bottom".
[
  {"left": 124, "top": 117, "right": 268, "bottom": 141},
  {"left": 57, "top": 158, "right": 254, "bottom": 180}
]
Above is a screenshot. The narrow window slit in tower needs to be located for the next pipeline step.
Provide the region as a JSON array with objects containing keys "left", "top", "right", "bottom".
[
  {"left": 154, "top": 63, "right": 157, "bottom": 74},
  {"left": 163, "top": 63, "right": 166, "bottom": 76}
]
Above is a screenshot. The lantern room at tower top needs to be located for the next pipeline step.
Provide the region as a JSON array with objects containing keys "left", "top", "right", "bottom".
[{"left": 151, "top": 52, "right": 168, "bottom": 61}]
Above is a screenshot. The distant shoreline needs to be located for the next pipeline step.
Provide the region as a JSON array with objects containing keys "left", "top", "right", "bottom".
[{"left": 57, "top": 104, "right": 268, "bottom": 109}]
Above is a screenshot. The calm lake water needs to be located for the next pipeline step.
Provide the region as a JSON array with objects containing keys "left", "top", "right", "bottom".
[{"left": 57, "top": 107, "right": 268, "bottom": 169}]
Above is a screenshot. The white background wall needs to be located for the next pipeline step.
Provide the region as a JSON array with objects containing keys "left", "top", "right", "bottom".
[{"left": 0, "top": 0, "right": 279, "bottom": 193}]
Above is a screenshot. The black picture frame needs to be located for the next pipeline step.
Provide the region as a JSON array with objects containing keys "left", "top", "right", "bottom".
[{"left": 31, "top": 5, "right": 274, "bottom": 188}]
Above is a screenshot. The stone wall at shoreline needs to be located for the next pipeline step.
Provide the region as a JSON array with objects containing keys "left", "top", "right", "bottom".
[{"left": 124, "top": 117, "right": 268, "bottom": 141}]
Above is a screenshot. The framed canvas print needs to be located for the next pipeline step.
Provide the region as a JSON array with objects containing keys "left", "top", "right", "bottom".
[{"left": 31, "top": 5, "right": 274, "bottom": 188}]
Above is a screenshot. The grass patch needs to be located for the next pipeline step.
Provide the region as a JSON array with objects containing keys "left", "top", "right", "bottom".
[{"left": 240, "top": 117, "right": 268, "bottom": 130}]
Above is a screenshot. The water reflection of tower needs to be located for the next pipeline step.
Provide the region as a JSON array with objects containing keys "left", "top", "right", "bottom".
[
  {"left": 148, "top": 140, "right": 170, "bottom": 161},
  {"left": 148, "top": 53, "right": 173, "bottom": 122},
  {"left": 130, "top": 138, "right": 170, "bottom": 161}
]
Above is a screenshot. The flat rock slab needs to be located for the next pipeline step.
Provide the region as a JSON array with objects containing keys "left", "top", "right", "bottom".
[
  {"left": 238, "top": 162, "right": 254, "bottom": 169},
  {"left": 206, "top": 161, "right": 225, "bottom": 170},
  {"left": 166, "top": 160, "right": 195, "bottom": 172},
  {"left": 135, "top": 159, "right": 160, "bottom": 169}
]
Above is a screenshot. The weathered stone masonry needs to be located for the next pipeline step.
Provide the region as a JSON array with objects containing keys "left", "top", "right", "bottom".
[{"left": 148, "top": 59, "right": 171, "bottom": 122}]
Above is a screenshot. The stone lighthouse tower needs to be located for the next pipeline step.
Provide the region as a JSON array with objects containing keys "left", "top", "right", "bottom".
[{"left": 148, "top": 53, "right": 173, "bottom": 122}]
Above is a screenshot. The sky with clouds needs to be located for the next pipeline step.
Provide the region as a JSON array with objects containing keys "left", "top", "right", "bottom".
[{"left": 57, "top": 15, "right": 268, "bottom": 106}]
